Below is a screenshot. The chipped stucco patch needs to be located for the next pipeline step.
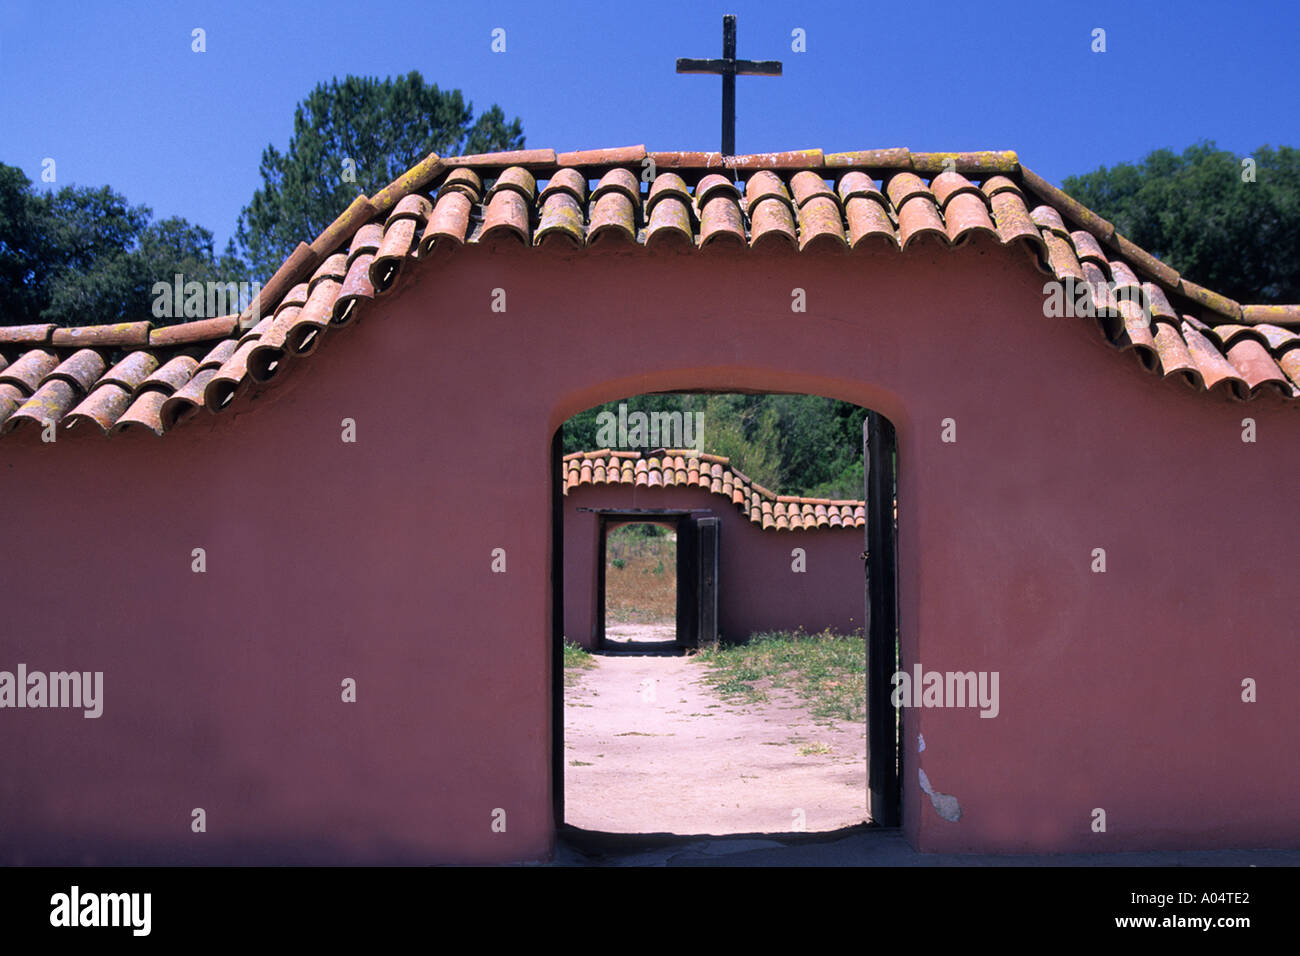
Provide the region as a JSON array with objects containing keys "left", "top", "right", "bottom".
[{"left": 918, "top": 767, "right": 962, "bottom": 823}]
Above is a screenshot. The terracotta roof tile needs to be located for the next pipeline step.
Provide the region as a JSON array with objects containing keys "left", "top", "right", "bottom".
[
  {"left": 0, "top": 349, "right": 60, "bottom": 395},
  {"left": 939, "top": 188, "right": 997, "bottom": 245},
  {"left": 536, "top": 189, "right": 585, "bottom": 248},
  {"left": 1030, "top": 204, "right": 1070, "bottom": 238},
  {"left": 1115, "top": 295, "right": 1158, "bottom": 368},
  {"left": 239, "top": 241, "right": 320, "bottom": 330},
  {"left": 5, "top": 144, "right": 1298, "bottom": 441},
  {"left": 444, "top": 148, "right": 556, "bottom": 170},
  {"left": 726, "top": 149, "right": 823, "bottom": 170},
  {"left": 46, "top": 349, "right": 107, "bottom": 391},
  {"left": 1070, "top": 229, "right": 1107, "bottom": 265},
  {"left": 334, "top": 251, "right": 376, "bottom": 327},
  {"left": 1243, "top": 305, "right": 1300, "bottom": 326},
  {"left": 1020, "top": 165, "right": 1115, "bottom": 241},
  {"left": 204, "top": 333, "right": 265, "bottom": 412},
  {"left": 562, "top": 448, "right": 864, "bottom": 531},
  {"left": 1081, "top": 261, "right": 1120, "bottom": 329},
  {"left": 839, "top": 172, "right": 898, "bottom": 250},
  {"left": 51, "top": 321, "right": 151, "bottom": 348},
  {"left": 648, "top": 151, "right": 726, "bottom": 170},
  {"left": 140, "top": 355, "right": 199, "bottom": 394},
  {"left": 645, "top": 176, "right": 695, "bottom": 251},
  {"left": 148, "top": 314, "right": 239, "bottom": 347},
  {"left": 108, "top": 356, "right": 195, "bottom": 435},
  {"left": 1250, "top": 323, "right": 1300, "bottom": 352},
  {"left": 1113, "top": 233, "right": 1180, "bottom": 288},
  {"left": 311, "top": 194, "right": 378, "bottom": 258},
  {"left": 369, "top": 197, "right": 430, "bottom": 292},
  {"left": 347, "top": 222, "right": 386, "bottom": 259},
  {"left": 587, "top": 168, "right": 641, "bottom": 245},
  {"left": 64, "top": 382, "right": 133, "bottom": 433},
  {"left": 1179, "top": 277, "right": 1242, "bottom": 322},
  {"left": 789, "top": 170, "right": 834, "bottom": 207},
  {"left": 697, "top": 182, "right": 746, "bottom": 248},
  {"left": 987, "top": 190, "right": 1046, "bottom": 267},
  {"left": 1041, "top": 230, "right": 1085, "bottom": 283},
  {"left": 422, "top": 192, "right": 476, "bottom": 251},
  {"left": 1277, "top": 350, "right": 1300, "bottom": 392},
  {"left": 745, "top": 171, "right": 798, "bottom": 250},
  {"left": 1144, "top": 283, "right": 1179, "bottom": 324},
  {"left": 556, "top": 145, "right": 646, "bottom": 167},
  {"left": 1181, "top": 321, "right": 1248, "bottom": 399},
  {"left": 539, "top": 168, "right": 587, "bottom": 203},
  {"left": 1225, "top": 338, "right": 1290, "bottom": 396},
  {"left": 480, "top": 167, "right": 535, "bottom": 245},
  {"left": 437, "top": 167, "right": 484, "bottom": 200},
  {"left": 111, "top": 389, "right": 170, "bottom": 435},
  {"left": 2, "top": 379, "right": 79, "bottom": 433},
  {"left": 824, "top": 148, "right": 912, "bottom": 169},
  {"left": 694, "top": 173, "right": 741, "bottom": 206},
  {"left": 100, "top": 350, "right": 160, "bottom": 392},
  {"left": 0, "top": 384, "right": 23, "bottom": 422},
  {"left": 891, "top": 186, "right": 947, "bottom": 250},
  {"left": 0, "top": 324, "right": 55, "bottom": 345},
  {"left": 0, "top": 349, "right": 105, "bottom": 434},
  {"left": 885, "top": 172, "right": 932, "bottom": 210},
  {"left": 369, "top": 152, "right": 443, "bottom": 217},
  {"left": 285, "top": 258, "right": 347, "bottom": 356}
]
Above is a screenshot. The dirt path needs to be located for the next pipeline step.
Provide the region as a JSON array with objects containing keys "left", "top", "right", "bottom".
[
  {"left": 564, "top": 652, "right": 867, "bottom": 835},
  {"left": 603, "top": 623, "right": 675, "bottom": 645}
]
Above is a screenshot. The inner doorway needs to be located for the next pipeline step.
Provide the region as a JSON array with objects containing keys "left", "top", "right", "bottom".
[
  {"left": 596, "top": 512, "right": 720, "bottom": 652},
  {"left": 602, "top": 519, "right": 677, "bottom": 649}
]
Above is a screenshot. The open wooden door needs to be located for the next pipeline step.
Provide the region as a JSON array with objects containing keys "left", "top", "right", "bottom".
[
  {"left": 675, "top": 514, "right": 719, "bottom": 648},
  {"left": 694, "top": 516, "right": 720, "bottom": 649},
  {"left": 675, "top": 515, "right": 696, "bottom": 647},
  {"left": 865, "top": 411, "right": 900, "bottom": 826}
]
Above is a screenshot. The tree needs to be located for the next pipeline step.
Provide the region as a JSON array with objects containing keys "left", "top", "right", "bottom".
[
  {"left": 0, "top": 163, "right": 247, "bottom": 327},
  {"left": 233, "top": 72, "right": 525, "bottom": 278},
  {"left": 0, "top": 164, "right": 47, "bottom": 324},
  {"left": 1062, "top": 142, "right": 1300, "bottom": 303},
  {"left": 562, "top": 393, "right": 868, "bottom": 499}
]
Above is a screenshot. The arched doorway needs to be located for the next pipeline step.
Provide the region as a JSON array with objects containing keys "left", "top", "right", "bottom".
[{"left": 550, "top": 389, "right": 901, "bottom": 840}]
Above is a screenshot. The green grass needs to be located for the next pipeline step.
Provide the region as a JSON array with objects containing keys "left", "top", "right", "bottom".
[
  {"left": 562, "top": 639, "right": 598, "bottom": 687},
  {"left": 692, "top": 628, "right": 866, "bottom": 725}
]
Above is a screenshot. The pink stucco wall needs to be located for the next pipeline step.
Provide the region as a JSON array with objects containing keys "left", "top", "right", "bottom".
[
  {"left": 562, "top": 482, "right": 866, "bottom": 649},
  {"left": 1, "top": 239, "right": 1297, "bottom": 862}
]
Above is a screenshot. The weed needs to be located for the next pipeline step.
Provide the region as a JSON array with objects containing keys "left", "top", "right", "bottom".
[{"left": 692, "top": 629, "right": 866, "bottom": 725}]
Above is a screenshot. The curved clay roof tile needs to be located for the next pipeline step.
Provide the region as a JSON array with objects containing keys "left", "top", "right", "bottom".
[{"left": 6, "top": 144, "right": 1298, "bottom": 444}]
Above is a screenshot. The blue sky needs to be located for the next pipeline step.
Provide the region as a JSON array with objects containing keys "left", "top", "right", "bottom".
[{"left": 3, "top": 0, "right": 1296, "bottom": 254}]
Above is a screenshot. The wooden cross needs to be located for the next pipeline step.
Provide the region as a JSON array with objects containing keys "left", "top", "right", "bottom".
[{"left": 676, "top": 14, "right": 782, "bottom": 156}]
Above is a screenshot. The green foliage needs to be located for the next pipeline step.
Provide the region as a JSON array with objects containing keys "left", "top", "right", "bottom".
[
  {"left": 611, "top": 523, "right": 669, "bottom": 538},
  {"left": 1062, "top": 141, "right": 1300, "bottom": 303},
  {"left": 562, "top": 393, "right": 867, "bottom": 499},
  {"left": 0, "top": 164, "right": 47, "bottom": 322},
  {"left": 0, "top": 163, "right": 247, "bottom": 327},
  {"left": 607, "top": 523, "right": 675, "bottom": 562},
  {"left": 234, "top": 71, "right": 524, "bottom": 278},
  {"left": 694, "top": 628, "right": 866, "bottom": 724},
  {"left": 562, "top": 639, "right": 597, "bottom": 686}
]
